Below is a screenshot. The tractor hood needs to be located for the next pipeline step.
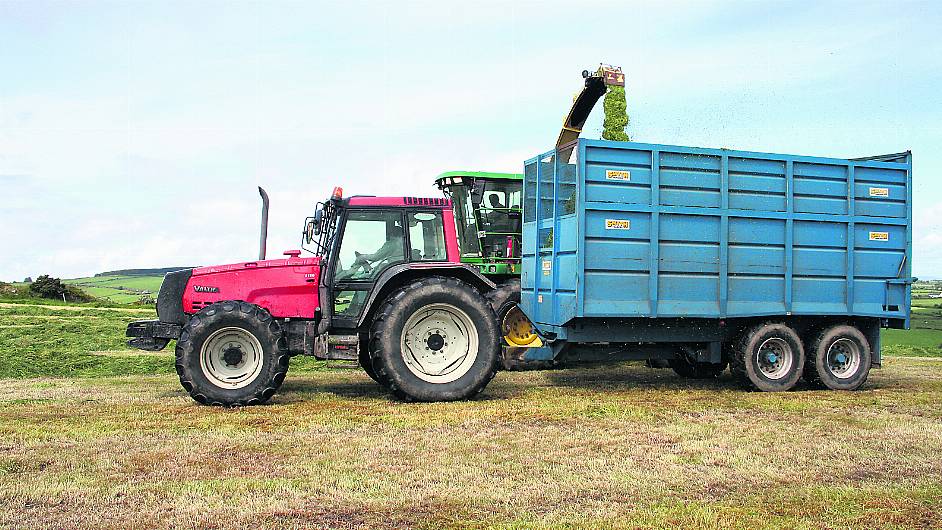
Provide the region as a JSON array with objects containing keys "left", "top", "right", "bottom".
[{"left": 171, "top": 251, "right": 322, "bottom": 320}]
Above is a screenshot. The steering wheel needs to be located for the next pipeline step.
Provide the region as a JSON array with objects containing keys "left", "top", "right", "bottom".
[{"left": 353, "top": 251, "right": 373, "bottom": 273}]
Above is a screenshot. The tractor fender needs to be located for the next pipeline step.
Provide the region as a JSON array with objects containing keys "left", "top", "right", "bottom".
[{"left": 356, "top": 263, "right": 496, "bottom": 329}]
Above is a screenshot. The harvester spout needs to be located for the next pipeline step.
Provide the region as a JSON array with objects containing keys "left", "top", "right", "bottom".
[
  {"left": 556, "top": 65, "right": 625, "bottom": 156},
  {"left": 258, "top": 186, "right": 269, "bottom": 260}
]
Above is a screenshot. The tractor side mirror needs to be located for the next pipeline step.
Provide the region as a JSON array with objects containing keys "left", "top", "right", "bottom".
[{"left": 304, "top": 214, "right": 319, "bottom": 244}]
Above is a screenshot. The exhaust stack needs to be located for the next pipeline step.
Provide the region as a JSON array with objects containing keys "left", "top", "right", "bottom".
[{"left": 258, "top": 186, "right": 269, "bottom": 260}]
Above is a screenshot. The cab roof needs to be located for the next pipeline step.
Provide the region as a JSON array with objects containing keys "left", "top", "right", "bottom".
[
  {"left": 434, "top": 171, "right": 523, "bottom": 184},
  {"left": 346, "top": 196, "right": 452, "bottom": 208}
]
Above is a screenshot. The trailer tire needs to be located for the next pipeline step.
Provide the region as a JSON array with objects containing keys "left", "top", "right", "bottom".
[
  {"left": 731, "top": 322, "right": 804, "bottom": 392},
  {"left": 669, "top": 358, "right": 728, "bottom": 379},
  {"left": 369, "top": 277, "right": 500, "bottom": 401},
  {"left": 807, "top": 325, "right": 871, "bottom": 391},
  {"left": 175, "top": 301, "right": 289, "bottom": 406}
]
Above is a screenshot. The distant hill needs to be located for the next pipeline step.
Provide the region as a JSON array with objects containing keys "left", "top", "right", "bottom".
[
  {"left": 94, "top": 267, "right": 196, "bottom": 277},
  {"left": 65, "top": 272, "right": 172, "bottom": 303}
]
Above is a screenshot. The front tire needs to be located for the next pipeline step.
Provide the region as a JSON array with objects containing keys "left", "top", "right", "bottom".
[
  {"left": 175, "top": 301, "right": 289, "bottom": 406},
  {"left": 731, "top": 322, "right": 805, "bottom": 392},
  {"left": 807, "top": 325, "right": 871, "bottom": 390},
  {"left": 369, "top": 277, "right": 500, "bottom": 401}
]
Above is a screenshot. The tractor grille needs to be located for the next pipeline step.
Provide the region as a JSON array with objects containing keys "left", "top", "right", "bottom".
[{"left": 191, "top": 301, "right": 217, "bottom": 311}]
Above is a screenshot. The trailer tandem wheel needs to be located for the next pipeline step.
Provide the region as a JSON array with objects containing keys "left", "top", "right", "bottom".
[
  {"left": 669, "top": 349, "right": 728, "bottom": 380},
  {"left": 731, "top": 322, "right": 805, "bottom": 392},
  {"left": 807, "top": 325, "right": 872, "bottom": 391}
]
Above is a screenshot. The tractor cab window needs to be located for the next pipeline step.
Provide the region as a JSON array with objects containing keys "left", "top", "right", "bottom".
[
  {"left": 334, "top": 210, "right": 406, "bottom": 280},
  {"left": 408, "top": 212, "right": 447, "bottom": 261}
]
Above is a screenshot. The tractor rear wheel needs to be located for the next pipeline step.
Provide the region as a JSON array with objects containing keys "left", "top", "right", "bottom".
[
  {"left": 369, "top": 277, "right": 500, "bottom": 401},
  {"left": 731, "top": 322, "right": 805, "bottom": 392},
  {"left": 358, "top": 335, "right": 390, "bottom": 387},
  {"left": 175, "top": 301, "right": 290, "bottom": 406}
]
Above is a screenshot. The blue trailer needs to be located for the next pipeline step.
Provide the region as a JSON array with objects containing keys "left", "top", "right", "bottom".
[{"left": 521, "top": 139, "right": 912, "bottom": 391}]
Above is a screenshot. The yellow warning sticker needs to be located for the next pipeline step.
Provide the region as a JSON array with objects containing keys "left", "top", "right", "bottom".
[
  {"left": 869, "top": 231, "right": 889, "bottom": 241},
  {"left": 605, "top": 219, "right": 631, "bottom": 230},
  {"left": 869, "top": 187, "right": 889, "bottom": 198},
  {"left": 606, "top": 169, "right": 631, "bottom": 181}
]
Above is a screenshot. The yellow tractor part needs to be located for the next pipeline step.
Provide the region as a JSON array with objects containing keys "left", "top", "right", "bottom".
[{"left": 501, "top": 305, "right": 543, "bottom": 348}]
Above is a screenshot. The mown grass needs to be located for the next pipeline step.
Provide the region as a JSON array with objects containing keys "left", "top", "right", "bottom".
[
  {"left": 0, "top": 359, "right": 940, "bottom": 528},
  {"left": 0, "top": 302, "right": 940, "bottom": 527}
]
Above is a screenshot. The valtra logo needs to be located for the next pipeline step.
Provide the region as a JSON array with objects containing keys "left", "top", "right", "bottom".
[{"left": 193, "top": 285, "right": 220, "bottom": 293}]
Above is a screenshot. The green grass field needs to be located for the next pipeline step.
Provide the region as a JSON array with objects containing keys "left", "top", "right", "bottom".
[
  {"left": 882, "top": 298, "right": 942, "bottom": 356},
  {"left": 0, "top": 300, "right": 939, "bottom": 528},
  {"left": 60, "top": 274, "right": 165, "bottom": 303}
]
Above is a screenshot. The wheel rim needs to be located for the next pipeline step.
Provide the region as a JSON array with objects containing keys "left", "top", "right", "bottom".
[
  {"left": 400, "top": 303, "right": 479, "bottom": 384},
  {"left": 502, "top": 305, "right": 540, "bottom": 347},
  {"left": 755, "top": 337, "right": 794, "bottom": 380},
  {"left": 826, "top": 338, "right": 861, "bottom": 379},
  {"left": 199, "top": 327, "right": 264, "bottom": 389}
]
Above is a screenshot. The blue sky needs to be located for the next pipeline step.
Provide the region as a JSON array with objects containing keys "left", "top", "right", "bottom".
[{"left": 1, "top": 0, "right": 940, "bottom": 280}]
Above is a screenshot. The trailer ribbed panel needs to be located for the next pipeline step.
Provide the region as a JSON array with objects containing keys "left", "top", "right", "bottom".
[{"left": 521, "top": 139, "right": 912, "bottom": 330}]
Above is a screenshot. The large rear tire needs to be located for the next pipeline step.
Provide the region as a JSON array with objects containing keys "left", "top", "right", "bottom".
[
  {"left": 807, "top": 325, "right": 871, "bottom": 390},
  {"left": 369, "top": 277, "right": 500, "bottom": 401},
  {"left": 731, "top": 322, "right": 804, "bottom": 392},
  {"left": 175, "top": 301, "right": 290, "bottom": 406},
  {"left": 358, "top": 348, "right": 382, "bottom": 384}
]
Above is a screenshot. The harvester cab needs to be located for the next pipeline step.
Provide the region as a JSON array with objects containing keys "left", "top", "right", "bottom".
[{"left": 434, "top": 171, "right": 523, "bottom": 281}]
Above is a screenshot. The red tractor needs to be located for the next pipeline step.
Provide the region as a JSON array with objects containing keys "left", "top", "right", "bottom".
[{"left": 127, "top": 188, "right": 503, "bottom": 405}]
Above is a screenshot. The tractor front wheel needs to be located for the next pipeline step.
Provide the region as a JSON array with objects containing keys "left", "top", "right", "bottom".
[
  {"left": 369, "top": 277, "right": 500, "bottom": 401},
  {"left": 175, "top": 301, "right": 289, "bottom": 406}
]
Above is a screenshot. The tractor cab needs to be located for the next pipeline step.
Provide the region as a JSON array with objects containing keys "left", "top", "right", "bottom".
[
  {"left": 303, "top": 188, "right": 460, "bottom": 332},
  {"left": 435, "top": 172, "right": 523, "bottom": 280}
]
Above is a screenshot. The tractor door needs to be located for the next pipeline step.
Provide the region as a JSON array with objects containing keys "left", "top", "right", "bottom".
[
  {"left": 330, "top": 209, "right": 408, "bottom": 330},
  {"left": 328, "top": 208, "right": 448, "bottom": 331}
]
